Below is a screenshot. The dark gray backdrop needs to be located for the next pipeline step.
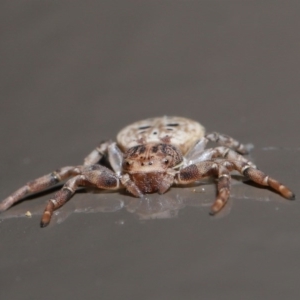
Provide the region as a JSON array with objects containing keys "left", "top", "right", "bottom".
[{"left": 1, "top": 2, "right": 299, "bottom": 299}]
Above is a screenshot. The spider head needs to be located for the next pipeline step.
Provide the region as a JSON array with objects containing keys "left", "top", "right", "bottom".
[
  {"left": 123, "top": 143, "right": 183, "bottom": 174},
  {"left": 122, "top": 143, "right": 182, "bottom": 193}
]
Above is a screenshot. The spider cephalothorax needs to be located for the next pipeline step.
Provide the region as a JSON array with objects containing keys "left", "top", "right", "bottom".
[
  {"left": 123, "top": 143, "right": 182, "bottom": 194},
  {"left": 0, "top": 116, "right": 295, "bottom": 227}
]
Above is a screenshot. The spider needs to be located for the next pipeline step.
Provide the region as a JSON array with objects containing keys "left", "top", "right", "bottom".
[{"left": 0, "top": 116, "right": 295, "bottom": 227}]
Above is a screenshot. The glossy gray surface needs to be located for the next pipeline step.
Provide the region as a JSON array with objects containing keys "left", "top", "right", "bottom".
[{"left": 1, "top": 2, "right": 300, "bottom": 299}]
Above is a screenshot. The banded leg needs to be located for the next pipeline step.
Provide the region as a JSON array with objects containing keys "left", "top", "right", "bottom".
[
  {"left": 224, "top": 160, "right": 295, "bottom": 200},
  {"left": 206, "top": 132, "right": 251, "bottom": 155},
  {"left": 187, "top": 146, "right": 256, "bottom": 168},
  {"left": 210, "top": 168, "right": 231, "bottom": 214},
  {"left": 84, "top": 140, "right": 112, "bottom": 165},
  {"left": 41, "top": 165, "right": 120, "bottom": 227},
  {"left": 0, "top": 166, "right": 78, "bottom": 212},
  {"left": 41, "top": 176, "right": 84, "bottom": 227},
  {"left": 176, "top": 161, "right": 232, "bottom": 214},
  {"left": 84, "top": 141, "right": 123, "bottom": 175}
]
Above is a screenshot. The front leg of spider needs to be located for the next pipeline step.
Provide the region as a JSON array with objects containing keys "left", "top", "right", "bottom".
[
  {"left": 41, "top": 165, "right": 120, "bottom": 227},
  {"left": 221, "top": 160, "right": 295, "bottom": 200},
  {"left": 0, "top": 166, "right": 78, "bottom": 212},
  {"left": 175, "top": 160, "right": 295, "bottom": 215},
  {"left": 175, "top": 161, "right": 232, "bottom": 214}
]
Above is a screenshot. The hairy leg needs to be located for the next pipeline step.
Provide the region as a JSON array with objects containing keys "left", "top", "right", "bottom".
[
  {"left": 185, "top": 146, "right": 256, "bottom": 168},
  {"left": 222, "top": 160, "right": 295, "bottom": 200},
  {"left": 84, "top": 141, "right": 123, "bottom": 175},
  {"left": 206, "top": 132, "right": 252, "bottom": 154},
  {"left": 176, "top": 161, "right": 232, "bottom": 214},
  {"left": 83, "top": 140, "right": 112, "bottom": 165},
  {"left": 0, "top": 166, "right": 77, "bottom": 212},
  {"left": 41, "top": 165, "right": 120, "bottom": 227}
]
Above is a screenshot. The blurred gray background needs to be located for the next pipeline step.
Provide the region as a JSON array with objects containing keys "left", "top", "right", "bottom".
[{"left": 0, "top": 1, "right": 300, "bottom": 299}]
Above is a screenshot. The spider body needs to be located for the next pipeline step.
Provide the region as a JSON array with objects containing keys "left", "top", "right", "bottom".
[{"left": 0, "top": 116, "right": 295, "bottom": 227}]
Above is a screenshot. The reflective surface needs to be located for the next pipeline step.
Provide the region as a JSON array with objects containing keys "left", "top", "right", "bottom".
[{"left": 1, "top": 2, "right": 300, "bottom": 299}]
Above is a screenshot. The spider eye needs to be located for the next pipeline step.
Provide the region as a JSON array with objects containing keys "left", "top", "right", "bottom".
[{"left": 164, "top": 159, "right": 169, "bottom": 164}]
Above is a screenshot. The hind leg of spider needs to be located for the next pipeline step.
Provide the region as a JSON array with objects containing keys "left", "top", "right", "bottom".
[
  {"left": 0, "top": 166, "right": 78, "bottom": 212},
  {"left": 83, "top": 140, "right": 112, "bottom": 165},
  {"left": 224, "top": 161, "right": 295, "bottom": 200},
  {"left": 175, "top": 161, "right": 232, "bottom": 214},
  {"left": 195, "top": 146, "right": 257, "bottom": 168},
  {"left": 205, "top": 132, "right": 252, "bottom": 154},
  {"left": 40, "top": 165, "right": 120, "bottom": 227}
]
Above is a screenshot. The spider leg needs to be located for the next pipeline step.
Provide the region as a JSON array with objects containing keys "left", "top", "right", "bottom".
[
  {"left": 0, "top": 166, "right": 78, "bottom": 212},
  {"left": 211, "top": 171, "right": 231, "bottom": 214},
  {"left": 222, "top": 160, "right": 295, "bottom": 200},
  {"left": 83, "top": 140, "right": 112, "bottom": 165},
  {"left": 175, "top": 161, "right": 232, "bottom": 214},
  {"left": 185, "top": 146, "right": 256, "bottom": 168},
  {"left": 107, "top": 142, "right": 123, "bottom": 175},
  {"left": 84, "top": 141, "right": 123, "bottom": 175},
  {"left": 41, "top": 165, "right": 120, "bottom": 227},
  {"left": 211, "top": 146, "right": 256, "bottom": 168},
  {"left": 205, "top": 132, "right": 252, "bottom": 154}
]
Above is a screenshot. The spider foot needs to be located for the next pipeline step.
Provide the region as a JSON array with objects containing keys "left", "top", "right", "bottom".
[
  {"left": 40, "top": 199, "right": 56, "bottom": 227},
  {"left": 40, "top": 213, "right": 51, "bottom": 228},
  {"left": 209, "top": 199, "right": 225, "bottom": 215},
  {"left": 210, "top": 175, "right": 231, "bottom": 215},
  {"left": 278, "top": 185, "right": 295, "bottom": 200},
  {"left": 40, "top": 188, "right": 74, "bottom": 227}
]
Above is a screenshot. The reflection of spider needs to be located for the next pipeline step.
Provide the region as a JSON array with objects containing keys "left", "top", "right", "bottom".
[{"left": 0, "top": 116, "right": 295, "bottom": 227}]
